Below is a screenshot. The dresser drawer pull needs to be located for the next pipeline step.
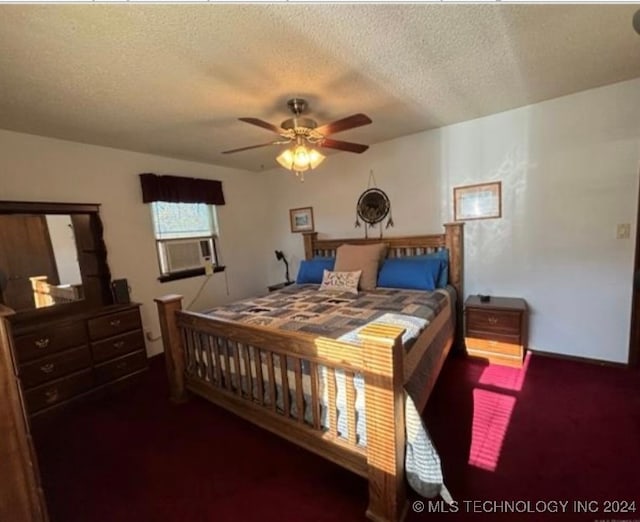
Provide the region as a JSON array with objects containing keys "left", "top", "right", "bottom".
[
  {"left": 113, "top": 341, "right": 125, "bottom": 349},
  {"left": 40, "top": 363, "right": 55, "bottom": 374},
  {"left": 487, "top": 316, "right": 498, "bottom": 325},
  {"left": 35, "top": 337, "right": 50, "bottom": 349},
  {"left": 116, "top": 361, "right": 128, "bottom": 370},
  {"left": 44, "top": 387, "right": 59, "bottom": 404},
  {"left": 109, "top": 319, "right": 121, "bottom": 327}
]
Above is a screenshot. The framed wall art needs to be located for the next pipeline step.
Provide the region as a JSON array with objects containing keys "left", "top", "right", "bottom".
[
  {"left": 453, "top": 181, "right": 502, "bottom": 221},
  {"left": 289, "top": 207, "right": 314, "bottom": 233}
]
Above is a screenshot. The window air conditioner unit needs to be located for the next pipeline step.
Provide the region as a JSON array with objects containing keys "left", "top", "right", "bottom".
[{"left": 163, "top": 238, "right": 212, "bottom": 273}]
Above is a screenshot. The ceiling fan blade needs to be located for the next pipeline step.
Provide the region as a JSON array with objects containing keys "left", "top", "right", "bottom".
[
  {"left": 238, "top": 117, "right": 283, "bottom": 134},
  {"left": 319, "top": 138, "right": 369, "bottom": 154},
  {"left": 222, "top": 142, "right": 281, "bottom": 154},
  {"left": 315, "top": 113, "right": 372, "bottom": 136}
]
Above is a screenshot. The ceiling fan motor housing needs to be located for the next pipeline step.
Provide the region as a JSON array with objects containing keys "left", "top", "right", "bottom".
[
  {"left": 282, "top": 99, "right": 317, "bottom": 134},
  {"left": 281, "top": 117, "right": 317, "bottom": 132}
]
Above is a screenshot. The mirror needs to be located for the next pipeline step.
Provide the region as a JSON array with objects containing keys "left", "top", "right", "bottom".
[
  {"left": 0, "top": 214, "right": 84, "bottom": 311},
  {"left": 0, "top": 201, "right": 113, "bottom": 316}
]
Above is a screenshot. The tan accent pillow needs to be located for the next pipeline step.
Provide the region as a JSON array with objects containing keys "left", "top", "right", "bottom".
[
  {"left": 318, "top": 269, "right": 361, "bottom": 295},
  {"left": 334, "top": 243, "right": 387, "bottom": 291}
]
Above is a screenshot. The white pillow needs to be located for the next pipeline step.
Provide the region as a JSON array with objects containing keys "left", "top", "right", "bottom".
[{"left": 318, "top": 269, "right": 361, "bottom": 295}]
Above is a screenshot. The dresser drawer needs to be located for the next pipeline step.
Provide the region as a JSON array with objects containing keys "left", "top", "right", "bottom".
[
  {"left": 24, "top": 369, "right": 93, "bottom": 413},
  {"left": 466, "top": 309, "right": 522, "bottom": 336},
  {"left": 94, "top": 350, "right": 147, "bottom": 385},
  {"left": 91, "top": 329, "right": 144, "bottom": 363},
  {"left": 88, "top": 308, "right": 141, "bottom": 340},
  {"left": 19, "top": 346, "right": 91, "bottom": 389},
  {"left": 14, "top": 322, "right": 88, "bottom": 363}
]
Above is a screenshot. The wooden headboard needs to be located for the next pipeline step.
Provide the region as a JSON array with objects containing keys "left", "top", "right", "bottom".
[{"left": 302, "top": 223, "right": 465, "bottom": 333}]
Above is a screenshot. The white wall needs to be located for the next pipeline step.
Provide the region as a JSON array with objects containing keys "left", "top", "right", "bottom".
[
  {"left": 0, "top": 130, "right": 272, "bottom": 356},
  {"left": 1, "top": 78, "right": 638, "bottom": 363},
  {"left": 265, "top": 78, "right": 640, "bottom": 364}
]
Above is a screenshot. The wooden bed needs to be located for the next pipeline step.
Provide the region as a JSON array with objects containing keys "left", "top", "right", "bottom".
[{"left": 155, "top": 223, "right": 463, "bottom": 522}]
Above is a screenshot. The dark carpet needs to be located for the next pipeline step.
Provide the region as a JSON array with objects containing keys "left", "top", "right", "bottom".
[{"left": 34, "top": 352, "right": 640, "bottom": 522}]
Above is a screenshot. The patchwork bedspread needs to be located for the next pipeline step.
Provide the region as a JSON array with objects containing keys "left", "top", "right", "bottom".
[
  {"left": 200, "top": 284, "right": 453, "bottom": 503},
  {"left": 202, "top": 283, "right": 448, "bottom": 346}
]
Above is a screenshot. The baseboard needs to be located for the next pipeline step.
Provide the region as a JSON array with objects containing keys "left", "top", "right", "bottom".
[{"left": 530, "top": 349, "right": 628, "bottom": 368}]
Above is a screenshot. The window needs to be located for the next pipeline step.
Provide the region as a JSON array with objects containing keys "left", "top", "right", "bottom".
[{"left": 151, "top": 202, "right": 222, "bottom": 281}]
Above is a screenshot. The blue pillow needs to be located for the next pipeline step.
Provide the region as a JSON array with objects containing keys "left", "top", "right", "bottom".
[
  {"left": 377, "top": 257, "right": 444, "bottom": 291},
  {"left": 414, "top": 250, "right": 449, "bottom": 288},
  {"left": 296, "top": 257, "right": 335, "bottom": 284},
  {"left": 387, "top": 251, "right": 448, "bottom": 288}
]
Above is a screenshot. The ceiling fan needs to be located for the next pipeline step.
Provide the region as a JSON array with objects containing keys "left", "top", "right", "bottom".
[{"left": 221, "top": 98, "right": 372, "bottom": 157}]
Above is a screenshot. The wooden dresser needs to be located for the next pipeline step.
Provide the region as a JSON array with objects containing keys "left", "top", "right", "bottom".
[
  {"left": 464, "top": 295, "right": 528, "bottom": 367},
  {"left": 12, "top": 304, "right": 148, "bottom": 422},
  {"left": 0, "top": 200, "right": 148, "bottom": 520}
]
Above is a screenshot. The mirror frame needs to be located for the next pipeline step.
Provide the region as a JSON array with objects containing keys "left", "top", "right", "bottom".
[{"left": 0, "top": 201, "right": 113, "bottom": 322}]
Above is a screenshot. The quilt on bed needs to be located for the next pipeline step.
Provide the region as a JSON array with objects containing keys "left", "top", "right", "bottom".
[
  {"left": 202, "top": 283, "right": 447, "bottom": 343},
  {"left": 199, "top": 284, "right": 453, "bottom": 503}
]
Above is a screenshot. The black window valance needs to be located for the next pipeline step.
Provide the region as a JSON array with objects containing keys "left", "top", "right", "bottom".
[{"left": 139, "top": 173, "right": 225, "bottom": 205}]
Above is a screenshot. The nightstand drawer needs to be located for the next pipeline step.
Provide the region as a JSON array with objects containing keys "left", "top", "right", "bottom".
[
  {"left": 465, "top": 329, "right": 521, "bottom": 345},
  {"left": 466, "top": 309, "right": 521, "bottom": 335},
  {"left": 465, "top": 337, "right": 523, "bottom": 358}
]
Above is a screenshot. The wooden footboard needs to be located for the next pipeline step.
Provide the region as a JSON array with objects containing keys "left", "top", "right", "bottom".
[{"left": 156, "top": 295, "right": 408, "bottom": 522}]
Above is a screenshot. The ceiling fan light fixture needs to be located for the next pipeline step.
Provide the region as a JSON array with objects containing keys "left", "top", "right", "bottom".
[
  {"left": 276, "top": 144, "right": 325, "bottom": 173},
  {"left": 223, "top": 99, "right": 371, "bottom": 178}
]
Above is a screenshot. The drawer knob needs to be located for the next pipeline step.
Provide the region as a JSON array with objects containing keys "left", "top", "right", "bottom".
[
  {"left": 113, "top": 341, "right": 125, "bottom": 349},
  {"left": 109, "top": 319, "right": 121, "bottom": 327},
  {"left": 40, "top": 363, "right": 55, "bottom": 374},
  {"left": 488, "top": 316, "right": 498, "bottom": 325},
  {"left": 44, "top": 387, "right": 59, "bottom": 404},
  {"left": 116, "top": 361, "right": 128, "bottom": 370},
  {"left": 35, "top": 337, "right": 50, "bottom": 349}
]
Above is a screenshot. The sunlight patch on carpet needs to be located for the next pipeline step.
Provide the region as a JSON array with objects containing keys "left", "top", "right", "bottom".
[
  {"left": 478, "top": 352, "right": 531, "bottom": 392},
  {"left": 468, "top": 389, "right": 516, "bottom": 471}
]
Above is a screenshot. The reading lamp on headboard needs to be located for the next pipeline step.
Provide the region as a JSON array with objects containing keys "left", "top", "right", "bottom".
[{"left": 274, "top": 250, "right": 291, "bottom": 283}]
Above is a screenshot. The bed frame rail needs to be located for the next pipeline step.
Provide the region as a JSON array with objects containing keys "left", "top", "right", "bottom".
[{"left": 156, "top": 295, "right": 408, "bottom": 522}]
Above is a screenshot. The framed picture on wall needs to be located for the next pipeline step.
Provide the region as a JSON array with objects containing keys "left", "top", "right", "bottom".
[
  {"left": 453, "top": 181, "right": 502, "bottom": 221},
  {"left": 289, "top": 207, "right": 314, "bottom": 233}
]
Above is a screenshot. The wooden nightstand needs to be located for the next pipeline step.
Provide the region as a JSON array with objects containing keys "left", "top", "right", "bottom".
[
  {"left": 267, "top": 281, "right": 294, "bottom": 292},
  {"left": 464, "top": 295, "right": 528, "bottom": 367}
]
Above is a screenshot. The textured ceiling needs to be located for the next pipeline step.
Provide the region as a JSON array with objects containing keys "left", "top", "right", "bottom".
[{"left": 0, "top": 4, "right": 639, "bottom": 172}]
